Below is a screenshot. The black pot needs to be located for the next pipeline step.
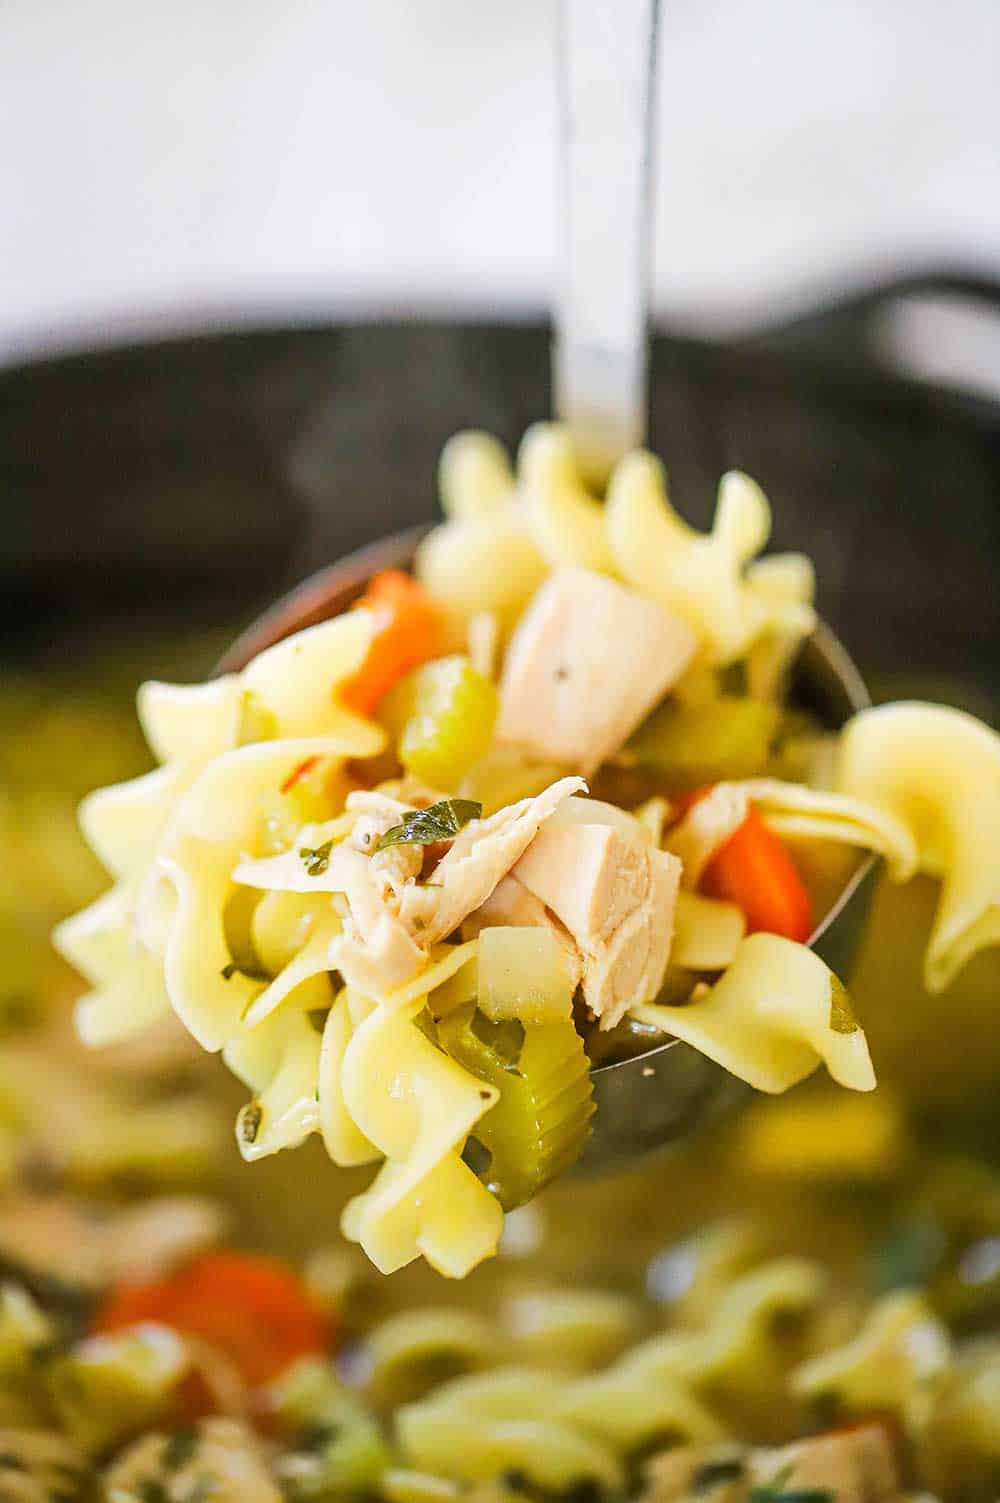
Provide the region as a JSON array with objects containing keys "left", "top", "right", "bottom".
[{"left": 3, "top": 267, "right": 998, "bottom": 709}]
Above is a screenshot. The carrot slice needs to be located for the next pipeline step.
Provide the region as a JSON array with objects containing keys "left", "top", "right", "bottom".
[
  {"left": 702, "top": 804, "right": 813, "bottom": 943},
  {"left": 94, "top": 1251, "right": 332, "bottom": 1389},
  {"left": 339, "top": 570, "right": 447, "bottom": 715}
]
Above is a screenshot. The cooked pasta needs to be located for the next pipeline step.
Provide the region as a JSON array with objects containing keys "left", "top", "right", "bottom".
[
  {"left": 838, "top": 704, "right": 1000, "bottom": 990},
  {"left": 50, "top": 421, "right": 1000, "bottom": 1283}
]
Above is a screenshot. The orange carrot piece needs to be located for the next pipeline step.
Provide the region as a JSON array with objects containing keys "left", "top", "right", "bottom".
[
  {"left": 339, "top": 570, "right": 446, "bottom": 716},
  {"left": 94, "top": 1251, "right": 332, "bottom": 1390},
  {"left": 702, "top": 804, "right": 813, "bottom": 943}
]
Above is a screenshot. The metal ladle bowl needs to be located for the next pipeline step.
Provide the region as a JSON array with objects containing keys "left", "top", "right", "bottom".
[{"left": 218, "top": 528, "right": 875, "bottom": 1173}]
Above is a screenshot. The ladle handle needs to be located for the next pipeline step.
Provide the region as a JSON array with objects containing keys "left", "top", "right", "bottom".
[{"left": 553, "top": 0, "right": 661, "bottom": 484}]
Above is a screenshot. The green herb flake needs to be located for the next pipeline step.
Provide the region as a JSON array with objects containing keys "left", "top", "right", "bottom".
[
  {"left": 299, "top": 840, "right": 334, "bottom": 877},
  {"left": 138, "top": 1481, "right": 171, "bottom": 1503},
  {"left": 375, "top": 799, "right": 482, "bottom": 852},
  {"left": 297, "top": 1420, "right": 341, "bottom": 1453},
  {"left": 164, "top": 1427, "right": 198, "bottom": 1473},
  {"left": 829, "top": 976, "right": 859, "bottom": 1034},
  {"left": 749, "top": 1464, "right": 832, "bottom": 1503},
  {"left": 239, "top": 1100, "right": 263, "bottom": 1145},
  {"left": 693, "top": 1457, "right": 745, "bottom": 1492}
]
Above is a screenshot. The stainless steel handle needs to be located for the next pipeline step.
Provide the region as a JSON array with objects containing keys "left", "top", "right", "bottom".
[{"left": 553, "top": 0, "right": 661, "bottom": 484}]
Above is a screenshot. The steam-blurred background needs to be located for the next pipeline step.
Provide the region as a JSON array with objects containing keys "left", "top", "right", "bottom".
[{"left": 5, "top": 0, "right": 1000, "bottom": 375}]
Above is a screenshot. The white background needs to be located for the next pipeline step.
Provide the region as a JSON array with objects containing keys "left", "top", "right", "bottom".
[{"left": 3, "top": 0, "right": 999, "bottom": 364}]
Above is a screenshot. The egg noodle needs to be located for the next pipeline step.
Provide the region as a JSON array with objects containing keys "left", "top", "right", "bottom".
[{"left": 54, "top": 424, "right": 1000, "bottom": 1282}]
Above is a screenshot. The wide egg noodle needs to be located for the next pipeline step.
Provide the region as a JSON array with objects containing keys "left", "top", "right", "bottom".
[
  {"left": 740, "top": 778, "right": 917, "bottom": 880},
  {"left": 551, "top": 1363, "right": 722, "bottom": 1453},
  {"left": 364, "top": 1307, "right": 499, "bottom": 1403},
  {"left": 53, "top": 884, "right": 172, "bottom": 1047},
  {"left": 137, "top": 676, "right": 243, "bottom": 765},
  {"left": 57, "top": 615, "right": 386, "bottom": 1055},
  {"left": 838, "top": 703, "right": 1000, "bottom": 991},
  {"left": 318, "top": 987, "right": 382, "bottom": 1168},
  {"left": 605, "top": 452, "right": 816, "bottom": 666},
  {"left": 242, "top": 909, "right": 342, "bottom": 1029},
  {"left": 793, "top": 1289, "right": 952, "bottom": 1431},
  {"left": 518, "top": 423, "right": 616, "bottom": 574},
  {"left": 396, "top": 1368, "right": 623, "bottom": 1491},
  {"left": 337, "top": 995, "right": 503, "bottom": 1278},
  {"left": 438, "top": 429, "right": 516, "bottom": 521},
  {"left": 415, "top": 509, "right": 548, "bottom": 636},
  {"left": 155, "top": 739, "right": 364, "bottom": 1052},
  {"left": 223, "top": 982, "right": 327, "bottom": 1162},
  {"left": 632, "top": 933, "right": 876, "bottom": 1093}
]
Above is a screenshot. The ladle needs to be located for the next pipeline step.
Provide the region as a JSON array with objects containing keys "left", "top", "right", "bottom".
[
  {"left": 218, "top": 0, "right": 876, "bottom": 1168},
  {"left": 218, "top": 531, "right": 875, "bottom": 1171}
]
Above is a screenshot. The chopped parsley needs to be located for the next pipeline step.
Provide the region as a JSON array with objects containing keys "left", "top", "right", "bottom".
[
  {"left": 299, "top": 840, "right": 334, "bottom": 876},
  {"left": 750, "top": 1465, "right": 832, "bottom": 1503},
  {"left": 828, "top": 976, "right": 859, "bottom": 1034},
  {"left": 137, "top": 1482, "right": 171, "bottom": 1503},
  {"left": 163, "top": 1427, "right": 198, "bottom": 1473},
  {"left": 693, "top": 1457, "right": 745, "bottom": 1491},
  {"left": 239, "top": 1100, "right": 263, "bottom": 1145},
  {"left": 297, "top": 1421, "right": 342, "bottom": 1452},
  {"left": 375, "top": 799, "right": 482, "bottom": 851}
]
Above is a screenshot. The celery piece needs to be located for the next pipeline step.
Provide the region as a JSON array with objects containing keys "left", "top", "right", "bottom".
[
  {"left": 270, "top": 1357, "right": 389, "bottom": 1500},
  {"left": 46, "top": 1324, "right": 189, "bottom": 1453},
  {"left": 381, "top": 656, "right": 498, "bottom": 791},
  {"left": 628, "top": 695, "right": 780, "bottom": 787},
  {"left": 257, "top": 758, "right": 344, "bottom": 856},
  {"left": 461, "top": 749, "right": 569, "bottom": 817},
  {"left": 438, "top": 1005, "right": 594, "bottom": 1210},
  {"left": 478, "top": 927, "right": 575, "bottom": 1026}
]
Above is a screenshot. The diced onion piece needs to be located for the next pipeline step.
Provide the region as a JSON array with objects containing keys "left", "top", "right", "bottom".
[
  {"left": 671, "top": 891, "right": 746, "bottom": 971},
  {"left": 478, "top": 927, "right": 576, "bottom": 1026}
]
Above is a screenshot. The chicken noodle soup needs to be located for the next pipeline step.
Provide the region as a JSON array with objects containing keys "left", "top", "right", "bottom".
[
  {"left": 0, "top": 518, "right": 998, "bottom": 1499},
  {"left": 53, "top": 423, "right": 1000, "bottom": 1284}
]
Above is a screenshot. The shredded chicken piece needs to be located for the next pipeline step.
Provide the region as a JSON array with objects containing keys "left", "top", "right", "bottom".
[
  {"left": 346, "top": 793, "right": 424, "bottom": 900},
  {"left": 327, "top": 844, "right": 426, "bottom": 994},
  {"left": 397, "top": 776, "right": 587, "bottom": 945}
]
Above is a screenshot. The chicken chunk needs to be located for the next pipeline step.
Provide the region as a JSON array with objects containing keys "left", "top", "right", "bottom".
[
  {"left": 497, "top": 568, "right": 697, "bottom": 773},
  {"left": 513, "top": 819, "right": 680, "bottom": 1028},
  {"left": 398, "top": 776, "right": 586, "bottom": 944}
]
